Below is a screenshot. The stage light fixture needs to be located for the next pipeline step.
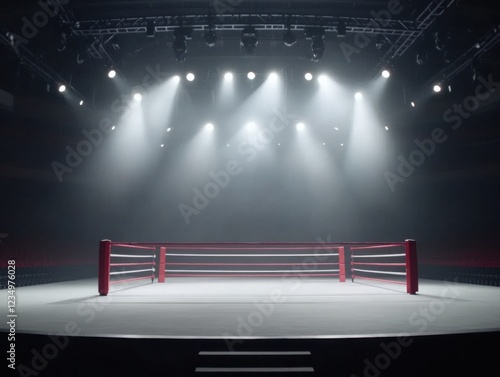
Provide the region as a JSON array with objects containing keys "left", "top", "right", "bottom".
[
  {"left": 241, "top": 26, "right": 258, "bottom": 55},
  {"left": 224, "top": 72, "right": 233, "bottom": 80},
  {"left": 108, "top": 69, "right": 116, "bottom": 78},
  {"left": 337, "top": 21, "right": 346, "bottom": 38},
  {"left": 146, "top": 20, "right": 155, "bottom": 38},
  {"left": 382, "top": 69, "right": 391, "bottom": 78},
  {"left": 186, "top": 73, "right": 195, "bottom": 81},
  {"left": 204, "top": 30, "right": 217, "bottom": 47},
  {"left": 58, "top": 84, "right": 66, "bottom": 93},
  {"left": 305, "top": 73, "right": 313, "bottom": 81},
  {"left": 247, "top": 71, "right": 256, "bottom": 80},
  {"left": 205, "top": 123, "right": 214, "bottom": 131},
  {"left": 172, "top": 27, "right": 193, "bottom": 62},
  {"left": 433, "top": 84, "right": 442, "bottom": 93},
  {"left": 133, "top": 93, "right": 142, "bottom": 102},
  {"left": 355, "top": 92, "right": 363, "bottom": 101},
  {"left": 283, "top": 29, "right": 297, "bottom": 47},
  {"left": 204, "top": 17, "right": 217, "bottom": 47},
  {"left": 411, "top": 101, "right": 416, "bottom": 107},
  {"left": 305, "top": 27, "right": 326, "bottom": 62},
  {"left": 296, "top": 122, "right": 305, "bottom": 131},
  {"left": 79, "top": 100, "right": 84, "bottom": 106}
]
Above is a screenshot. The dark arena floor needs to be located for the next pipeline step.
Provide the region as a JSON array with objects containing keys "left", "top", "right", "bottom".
[{"left": 1, "top": 277, "right": 499, "bottom": 376}]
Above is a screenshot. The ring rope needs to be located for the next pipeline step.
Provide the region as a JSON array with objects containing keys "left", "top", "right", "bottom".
[
  {"left": 166, "top": 262, "right": 338, "bottom": 266},
  {"left": 351, "top": 253, "right": 405, "bottom": 258},
  {"left": 110, "top": 268, "right": 155, "bottom": 275},
  {"left": 350, "top": 244, "right": 403, "bottom": 250},
  {"left": 352, "top": 268, "right": 406, "bottom": 276},
  {"left": 111, "top": 254, "right": 156, "bottom": 258},
  {"left": 165, "top": 253, "right": 339, "bottom": 257},
  {"left": 165, "top": 269, "right": 340, "bottom": 273}
]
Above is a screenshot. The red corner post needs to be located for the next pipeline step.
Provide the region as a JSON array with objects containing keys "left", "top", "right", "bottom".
[
  {"left": 405, "top": 239, "right": 419, "bottom": 294},
  {"left": 338, "top": 246, "right": 346, "bottom": 282},
  {"left": 98, "top": 240, "right": 112, "bottom": 296},
  {"left": 158, "top": 247, "right": 166, "bottom": 283}
]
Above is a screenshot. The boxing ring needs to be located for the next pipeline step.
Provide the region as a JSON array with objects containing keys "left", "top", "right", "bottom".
[
  {"left": 97, "top": 240, "right": 418, "bottom": 296},
  {"left": 1, "top": 239, "right": 499, "bottom": 376}
]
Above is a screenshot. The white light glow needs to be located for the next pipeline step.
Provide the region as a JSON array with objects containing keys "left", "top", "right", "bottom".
[
  {"left": 305, "top": 73, "right": 313, "bottom": 81},
  {"left": 79, "top": 100, "right": 84, "bottom": 106},
  {"left": 166, "top": 127, "right": 172, "bottom": 132},
  {"left": 433, "top": 84, "right": 442, "bottom": 93},
  {"left": 246, "top": 122, "right": 257, "bottom": 130},
  {"left": 108, "top": 69, "right": 116, "bottom": 78},
  {"left": 318, "top": 74, "right": 328, "bottom": 84},
  {"left": 58, "top": 84, "right": 66, "bottom": 93},
  {"left": 382, "top": 69, "right": 391, "bottom": 79},
  {"left": 269, "top": 72, "right": 279, "bottom": 81},
  {"left": 205, "top": 123, "right": 214, "bottom": 131},
  {"left": 247, "top": 71, "right": 256, "bottom": 80},
  {"left": 296, "top": 122, "right": 305, "bottom": 131},
  {"left": 133, "top": 93, "right": 142, "bottom": 102},
  {"left": 186, "top": 73, "right": 195, "bottom": 81},
  {"left": 224, "top": 72, "right": 233, "bottom": 80},
  {"left": 355, "top": 92, "right": 363, "bottom": 101}
]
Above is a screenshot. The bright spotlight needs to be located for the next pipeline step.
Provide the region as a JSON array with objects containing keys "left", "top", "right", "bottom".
[
  {"left": 411, "top": 101, "right": 416, "bottom": 107},
  {"left": 58, "top": 84, "right": 66, "bottom": 93},
  {"left": 246, "top": 122, "right": 256, "bottom": 130},
  {"left": 318, "top": 74, "right": 328, "bottom": 83},
  {"left": 205, "top": 123, "right": 214, "bottom": 131},
  {"left": 173, "top": 75, "right": 181, "bottom": 83},
  {"left": 166, "top": 127, "right": 172, "bottom": 133},
  {"left": 111, "top": 125, "right": 116, "bottom": 131},
  {"left": 382, "top": 69, "right": 391, "bottom": 78},
  {"left": 433, "top": 84, "right": 442, "bottom": 93},
  {"left": 305, "top": 73, "right": 313, "bottom": 81},
  {"left": 247, "top": 71, "right": 256, "bottom": 80},
  {"left": 160, "top": 144, "right": 165, "bottom": 148},
  {"left": 269, "top": 72, "right": 278, "bottom": 81},
  {"left": 334, "top": 127, "right": 339, "bottom": 131},
  {"left": 296, "top": 122, "right": 305, "bottom": 131},
  {"left": 385, "top": 126, "right": 389, "bottom": 131},
  {"left": 133, "top": 93, "right": 142, "bottom": 102},
  {"left": 186, "top": 73, "right": 195, "bottom": 81},
  {"left": 79, "top": 100, "right": 84, "bottom": 106},
  {"left": 355, "top": 92, "right": 363, "bottom": 101},
  {"left": 224, "top": 72, "right": 233, "bottom": 80},
  {"left": 108, "top": 69, "right": 116, "bottom": 78}
]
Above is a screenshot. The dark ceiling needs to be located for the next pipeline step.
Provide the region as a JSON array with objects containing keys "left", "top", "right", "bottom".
[
  {"left": 1, "top": 0, "right": 500, "bottom": 156},
  {"left": 1, "top": 0, "right": 499, "bottom": 101}
]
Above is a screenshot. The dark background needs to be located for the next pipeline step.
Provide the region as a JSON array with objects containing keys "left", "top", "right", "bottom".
[{"left": 0, "top": 0, "right": 499, "bottom": 285}]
